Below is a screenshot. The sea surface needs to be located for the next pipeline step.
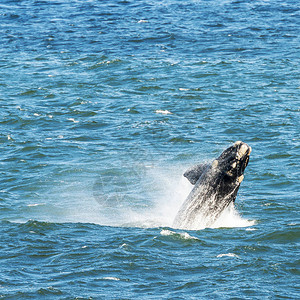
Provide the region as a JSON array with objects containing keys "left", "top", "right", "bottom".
[{"left": 0, "top": 0, "right": 299, "bottom": 299}]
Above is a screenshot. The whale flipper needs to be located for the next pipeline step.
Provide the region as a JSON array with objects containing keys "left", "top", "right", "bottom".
[{"left": 183, "top": 163, "right": 210, "bottom": 185}]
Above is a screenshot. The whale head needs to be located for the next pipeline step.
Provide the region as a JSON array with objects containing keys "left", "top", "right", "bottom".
[{"left": 216, "top": 141, "right": 251, "bottom": 185}]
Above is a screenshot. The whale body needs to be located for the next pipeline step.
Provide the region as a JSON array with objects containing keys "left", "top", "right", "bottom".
[{"left": 173, "top": 141, "right": 251, "bottom": 230}]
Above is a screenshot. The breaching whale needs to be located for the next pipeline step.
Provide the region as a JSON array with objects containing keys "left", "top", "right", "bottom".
[{"left": 173, "top": 141, "right": 251, "bottom": 229}]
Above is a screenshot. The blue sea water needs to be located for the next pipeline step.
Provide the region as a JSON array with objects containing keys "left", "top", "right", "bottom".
[{"left": 0, "top": 0, "right": 299, "bottom": 298}]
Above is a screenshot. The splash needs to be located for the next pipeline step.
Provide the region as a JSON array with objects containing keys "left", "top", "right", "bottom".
[
  {"left": 24, "top": 164, "right": 255, "bottom": 230},
  {"left": 94, "top": 166, "right": 255, "bottom": 230},
  {"left": 102, "top": 277, "right": 121, "bottom": 281},
  {"left": 160, "top": 229, "right": 199, "bottom": 240},
  {"left": 211, "top": 202, "right": 256, "bottom": 229},
  {"left": 217, "top": 253, "right": 239, "bottom": 258},
  {"left": 155, "top": 109, "right": 172, "bottom": 115}
]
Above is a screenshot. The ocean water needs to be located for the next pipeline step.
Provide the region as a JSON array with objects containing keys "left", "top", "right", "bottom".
[{"left": 0, "top": 0, "right": 299, "bottom": 298}]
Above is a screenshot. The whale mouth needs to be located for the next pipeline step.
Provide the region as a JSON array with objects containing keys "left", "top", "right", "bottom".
[{"left": 235, "top": 141, "right": 251, "bottom": 157}]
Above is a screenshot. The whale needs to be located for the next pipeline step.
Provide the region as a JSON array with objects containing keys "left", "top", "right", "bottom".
[{"left": 173, "top": 141, "right": 251, "bottom": 229}]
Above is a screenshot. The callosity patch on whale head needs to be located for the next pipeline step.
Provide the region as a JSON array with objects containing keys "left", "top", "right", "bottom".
[
  {"left": 218, "top": 141, "right": 251, "bottom": 181},
  {"left": 236, "top": 143, "right": 249, "bottom": 159},
  {"left": 234, "top": 141, "right": 243, "bottom": 146},
  {"left": 212, "top": 160, "right": 218, "bottom": 169},
  {"left": 238, "top": 174, "right": 244, "bottom": 183}
]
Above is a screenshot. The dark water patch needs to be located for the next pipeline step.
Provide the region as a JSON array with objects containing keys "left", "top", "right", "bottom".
[
  {"left": 169, "top": 137, "right": 194, "bottom": 144},
  {"left": 265, "top": 153, "right": 293, "bottom": 159},
  {"left": 137, "top": 85, "right": 163, "bottom": 92},
  {"left": 258, "top": 227, "right": 300, "bottom": 244},
  {"left": 193, "top": 107, "right": 209, "bottom": 112},
  {"left": 37, "top": 287, "right": 63, "bottom": 296}
]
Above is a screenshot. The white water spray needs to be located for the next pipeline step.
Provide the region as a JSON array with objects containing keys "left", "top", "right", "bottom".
[
  {"left": 97, "top": 166, "right": 255, "bottom": 230},
  {"left": 25, "top": 164, "right": 255, "bottom": 230}
]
